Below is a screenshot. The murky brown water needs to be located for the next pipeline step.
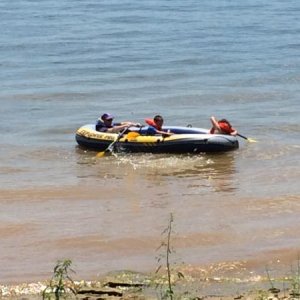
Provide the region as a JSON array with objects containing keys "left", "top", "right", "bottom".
[{"left": 1, "top": 141, "right": 299, "bottom": 284}]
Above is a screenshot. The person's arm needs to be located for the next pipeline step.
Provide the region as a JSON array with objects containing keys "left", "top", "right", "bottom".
[
  {"left": 230, "top": 128, "right": 238, "bottom": 136},
  {"left": 107, "top": 122, "right": 140, "bottom": 133},
  {"left": 156, "top": 129, "right": 173, "bottom": 136},
  {"left": 120, "top": 121, "right": 141, "bottom": 127},
  {"left": 210, "top": 116, "right": 221, "bottom": 132},
  {"left": 107, "top": 124, "right": 127, "bottom": 133},
  {"left": 146, "top": 126, "right": 173, "bottom": 136}
]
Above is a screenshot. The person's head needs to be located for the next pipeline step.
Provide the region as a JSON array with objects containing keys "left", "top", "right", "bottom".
[
  {"left": 153, "top": 115, "right": 164, "bottom": 128},
  {"left": 219, "top": 119, "right": 232, "bottom": 127},
  {"left": 101, "top": 113, "right": 114, "bottom": 125},
  {"left": 219, "top": 119, "right": 233, "bottom": 134}
]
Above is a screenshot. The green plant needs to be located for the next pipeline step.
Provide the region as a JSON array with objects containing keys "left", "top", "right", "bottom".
[
  {"left": 265, "top": 265, "right": 274, "bottom": 290},
  {"left": 43, "top": 259, "right": 76, "bottom": 300},
  {"left": 288, "top": 257, "right": 300, "bottom": 298},
  {"left": 155, "top": 213, "right": 184, "bottom": 300}
]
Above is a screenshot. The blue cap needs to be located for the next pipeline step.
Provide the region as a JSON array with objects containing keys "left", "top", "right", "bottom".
[{"left": 101, "top": 113, "right": 114, "bottom": 121}]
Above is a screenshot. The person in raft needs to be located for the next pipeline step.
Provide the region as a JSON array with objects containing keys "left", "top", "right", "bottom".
[
  {"left": 96, "top": 113, "right": 140, "bottom": 133},
  {"left": 145, "top": 115, "right": 173, "bottom": 137},
  {"left": 210, "top": 116, "right": 237, "bottom": 136}
]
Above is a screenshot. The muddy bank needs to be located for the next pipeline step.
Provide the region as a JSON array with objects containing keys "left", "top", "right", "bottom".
[{"left": 1, "top": 264, "right": 299, "bottom": 300}]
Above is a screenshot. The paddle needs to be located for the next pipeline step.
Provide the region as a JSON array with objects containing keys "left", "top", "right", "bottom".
[
  {"left": 96, "top": 127, "right": 130, "bottom": 158},
  {"left": 237, "top": 133, "right": 257, "bottom": 143}
]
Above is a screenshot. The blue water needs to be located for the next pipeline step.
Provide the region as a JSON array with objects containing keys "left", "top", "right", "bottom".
[{"left": 0, "top": 0, "right": 300, "bottom": 284}]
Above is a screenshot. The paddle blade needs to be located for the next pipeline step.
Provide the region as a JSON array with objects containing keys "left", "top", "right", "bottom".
[
  {"left": 96, "top": 149, "right": 112, "bottom": 158},
  {"left": 96, "top": 151, "right": 106, "bottom": 158},
  {"left": 247, "top": 137, "right": 257, "bottom": 143}
]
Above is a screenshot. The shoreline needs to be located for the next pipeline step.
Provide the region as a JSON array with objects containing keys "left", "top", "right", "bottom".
[{"left": 0, "top": 264, "right": 298, "bottom": 300}]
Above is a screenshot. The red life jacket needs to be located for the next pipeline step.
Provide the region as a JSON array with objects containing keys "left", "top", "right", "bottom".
[
  {"left": 145, "top": 118, "right": 162, "bottom": 130},
  {"left": 210, "top": 121, "right": 234, "bottom": 135}
]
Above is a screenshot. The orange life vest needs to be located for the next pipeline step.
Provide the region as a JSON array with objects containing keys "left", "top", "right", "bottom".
[
  {"left": 210, "top": 121, "right": 234, "bottom": 135},
  {"left": 145, "top": 118, "right": 162, "bottom": 130}
]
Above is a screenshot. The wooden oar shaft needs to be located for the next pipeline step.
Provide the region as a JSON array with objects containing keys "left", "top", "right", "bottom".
[
  {"left": 237, "top": 133, "right": 248, "bottom": 140},
  {"left": 237, "top": 133, "right": 257, "bottom": 143}
]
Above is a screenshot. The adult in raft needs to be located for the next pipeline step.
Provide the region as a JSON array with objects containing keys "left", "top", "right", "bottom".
[
  {"left": 210, "top": 116, "right": 237, "bottom": 136},
  {"left": 145, "top": 115, "right": 173, "bottom": 137},
  {"left": 96, "top": 113, "right": 139, "bottom": 133}
]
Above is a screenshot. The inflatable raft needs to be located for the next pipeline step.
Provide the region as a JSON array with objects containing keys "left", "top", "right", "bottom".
[{"left": 76, "top": 124, "right": 239, "bottom": 153}]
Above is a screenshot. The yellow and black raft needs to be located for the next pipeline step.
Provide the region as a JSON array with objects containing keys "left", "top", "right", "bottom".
[{"left": 76, "top": 124, "right": 239, "bottom": 154}]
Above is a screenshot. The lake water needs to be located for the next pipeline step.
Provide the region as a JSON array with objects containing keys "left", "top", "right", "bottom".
[{"left": 0, "top": 0, "right": 299, "bottom": 284}]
